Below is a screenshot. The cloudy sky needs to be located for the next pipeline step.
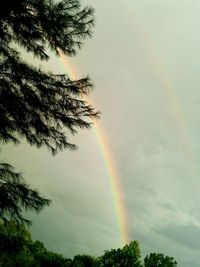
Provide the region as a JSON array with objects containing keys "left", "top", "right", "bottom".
[{"left": 3, "top": 0, "right": 200, "bottom": 266}]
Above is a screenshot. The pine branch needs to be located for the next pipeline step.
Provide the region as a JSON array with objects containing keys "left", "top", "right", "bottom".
[{"left": 0, "top": 162, "right": 51, "bottom": 226}]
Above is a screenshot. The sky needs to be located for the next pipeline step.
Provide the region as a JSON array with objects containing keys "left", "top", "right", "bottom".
[{"left": 3, "top": 0, "right": 200, "bottom": 266}]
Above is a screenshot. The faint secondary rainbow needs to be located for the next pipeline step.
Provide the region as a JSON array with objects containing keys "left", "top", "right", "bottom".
[
  {"left": 57, "top": 10, "right": 197, "bottom": 244},
  {"left": 131, "top": 10, "right": 197, "bottom": 175},
  {"left": 58, "top": 51, "right": 129, "bottom": 246}
]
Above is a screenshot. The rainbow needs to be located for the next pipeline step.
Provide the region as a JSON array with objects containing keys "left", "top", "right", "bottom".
[
  {"left": 92, "top": 120, "right": 129, "bottom": 246},
  {"left": 131, "top": 10, "right": 195, "bottom": 160},
  {"left": 58, "top": 51, "right": 129, "bottom": 246},
  {"left": 55, "top": 10, "right": 197, "bottom": 247},
  {"left": 130, "top": 11, "right": 197, "bottom": 180}
]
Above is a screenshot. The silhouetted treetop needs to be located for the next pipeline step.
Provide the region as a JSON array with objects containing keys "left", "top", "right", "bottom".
[
  {"left": 0, "top": 0, "right": 99, "bottom": 154},
  {"left": 0, "top": 0, "right": 95, "bottom": 59}
]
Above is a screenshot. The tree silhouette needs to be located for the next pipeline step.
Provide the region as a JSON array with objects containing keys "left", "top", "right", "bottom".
[
  {"left": 98, "top": 241, "right": 142, "bottom": 267},
  {"left": 0, "top": 0, "right": 98, "bottom": 224},
  {"left": 0, "top": 0, "right": 99, "bottom": 154},
  {"left": 0, "top": 163, "right": 50, "bottom": 225},
  {"left": 144, "top": 253, "right": 177, "bottom": 267},
  {"left": 0, "top": 224, "right": 179, "bottom": 267}
]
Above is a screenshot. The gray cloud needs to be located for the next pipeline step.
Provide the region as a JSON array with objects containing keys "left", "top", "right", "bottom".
[
  {"left": 3, "top": 1, "right": 200, "bottom": 266},
  {"left": 156, "top": 223, "right": 200, "bottom": 251}
]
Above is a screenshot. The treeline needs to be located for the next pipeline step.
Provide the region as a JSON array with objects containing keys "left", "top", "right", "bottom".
[{"left": 0, "top": 221, "right": 177, "bottom": 267}]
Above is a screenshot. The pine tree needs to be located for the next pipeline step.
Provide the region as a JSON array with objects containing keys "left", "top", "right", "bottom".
[
  {"left": 0, "top": 163, "right": 50, "bottom": 225},
  {"left": 0, "top": 0, "right": 98, "bottom": 224},
  {"left": 0, "top": 0, "right": 99, "bottom": 153}
]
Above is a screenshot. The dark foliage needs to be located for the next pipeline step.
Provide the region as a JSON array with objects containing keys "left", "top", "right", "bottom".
[
  {"left": 0, "top": 221, "right": 33, "bottom": 267},
  {"left": 0, "top": 0, "right": 99, "bottom": 154},
  {"left": 144, "top": 253, "right": 177, "bottom": 267},
  {"left": 0, "top": 223, "right": 178, "bottom": 267},
  {"left": 0, "top": 0, "right": 99, "bottom": 226},
  {"left": 0, "top": 162, "right": 50, "bottom": 225},
  {"left": 98, "top": 241, "right": 142, "bottom": 267}
]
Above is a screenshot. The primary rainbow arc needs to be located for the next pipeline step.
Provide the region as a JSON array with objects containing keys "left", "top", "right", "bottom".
[
  {"left": 58, "top": 52, "right": 129, "bottom": 246},
  {"left": 55, "top": 6, "right": 198, "bottom": 250}
]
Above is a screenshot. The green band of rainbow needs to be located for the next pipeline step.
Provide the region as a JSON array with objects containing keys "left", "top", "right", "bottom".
[{"left": 58, "top": 52, "right": 129, "bottom": 246}]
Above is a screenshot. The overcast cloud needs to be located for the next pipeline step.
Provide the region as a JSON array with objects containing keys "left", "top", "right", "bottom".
[{"left": 3, "top": 1, "right": 200, "bottom": 266}]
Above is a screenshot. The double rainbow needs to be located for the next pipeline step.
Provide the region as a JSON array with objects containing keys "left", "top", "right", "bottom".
[{"left": 57, "top": 12, "right": 196, "bottom": 247}]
